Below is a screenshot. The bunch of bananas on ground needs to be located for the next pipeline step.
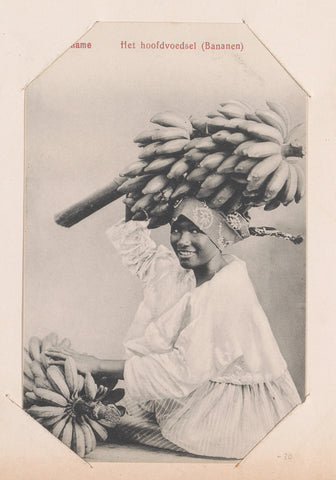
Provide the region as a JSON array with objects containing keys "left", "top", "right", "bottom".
[
  {"left": 24, "top": 333, "right": 125, "bottom": 458},
  {"left": 118, "top": 100, "right": 304, "bottom": 227}
]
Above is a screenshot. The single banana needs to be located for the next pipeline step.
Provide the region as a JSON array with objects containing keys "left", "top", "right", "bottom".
[
  {"left": 150, "top": 202, "right": 171, "bottom": 217},
  {"left": 207, "top": 111, "right": 225, "bottom": 118},
  {"left": 217, "top": 104, "right": 246, "bottom": 119},
  {"left": 150, "top": 111, "right": 193, "bottom": 135},
  {"left": 84, "top": 415, "right": 108, "bottom": 442},
  {"left": 170, "top": 181, "right": 194, "bottom": 200},
  {"left": 48, "top": 333, "right": 59, "bottom": 346},
  {"left": 285, "top": 156, "right": 303, "bottom": 164},
  {"left": 64, "top": 357, "right": 79, "bottom": 395},
  {"left": 72, "top": 422, "right": 86, "bottom": 457},
  {"left": 207, "top": 183, "right": 236, "bottom": 208},
  {"left": 264, "top": 199, "right": 281, "bottom": 211},
  {"left": 243, "top": 141, "right": 281, "bottom": 158},
  {"left": 133, "top": 127, "right": 161, "bottom": 144},
  {"left": 166, "top": 159, "right": 190, "bottom": 179},
  {"left": 122, "top": 197, "right": 137, "bottom": 208},
  {"left": 23, "top": 374, "right": 35, "bottom": 392},
  {"left": 151, "top": 126, "right": 189, "bottom": 142},
  {"left": 224, "top": 192, "right": 244, "bottom": 214},
  {"left": 234, "top": 158, "right": 259, "bottom": 174},
  {"left": 24, "top": 347, "right": 32, "bottom": 364},
  {"left": 245, "top": 122, "right": 283, "bottom": 144},
  {"left": 206, "top": 116, "right": 229, "bottom": 133},
  {"left": 34, "top": 387, "right": 68, "bottom": 406},
  {"left": 196, "top": 187, "right": 218, "bottom": 200},
  {"left": 46, "top": 366, "right": 71, "bottom": 400},
  {"left": 34, "top": 375, "right": 52, "bottom": 390},
  {"left": 294, "top": 164, "right": 305, "bottom": 203},
  {"left": 189, "top": 115, "right": 209, "bottom": 134},
  {"left": 225, "top": 132, "right": 250, "bottom": 146},
  {"left": 117, "top": 175, "right": 153, "bottom": 194},
  {"left": 184, "top": 137, "right": 206, "bottom": 152},
  {"left": 266, "top": 101, "right": 290, "bottom": 132},
  {"left": 155, "top": 138, "right": 189, "bottom": 156},
  {"left": 138, "top": 141, "right": 161, "bottom": 160},
  {"left": 200, "top": 152, "right": 227, "bottom": 170},
  {"left": 153, "top": 185, "right": 174, "bottom": 202},
  {"left": 28, "top": 405, "right": 66, "bottom": 419},
  {"left": 40, "top": 413, "right": 67, "bottom": 428},
  {"left": 216, "top": 154, "right": 241, "bottom": 174},
  {"left": 255, "top": 109, "right": 287, "bottom": 139},
  {"left": 29, "top": 337, "right": 41, "bottom": 361},
  {"left": 51, "top": 415, "right": 69, "bottom": 438},
  {"left": 242, "top": 189, "right": 262, "bottom": 198},
  {"left": 263, "top": 160, "right": 290, "bottom": 201},
  {"left": 183, "top": 148, "right": 207, "bottom": 164},
  {"left": 194, "top": 137, "right": 219, "bottom": 153},
  {"left": 81, "top": 421, "right": 96, "bottom": 455},
  {"left": 230, "top": 174, "right": 248, "bottom": 185},
  {"left": 142, "top": 175, "right": 169, "bottom": 195},
  {"left": 245, "top": 112, "right": 262, "bottom": 123},
  {"left": 144, "top": 156, "right": 177, "bottom": 174},
  {"left": 233, "top": 140, "right": 258, "bottom": 156},
  {"left": 131, "top": 194, "right": 154, "bottom": 213},
  {"left": 61, "top": 418, "right": 74, "bottom": 448},
  {"left": 41, "top": 336, "right": 53, "bottom": 353},
  {"left": 24, "top": 361, "right": 34, "bottom": 380},
  {"left": 39, "top": 353, "right": 50, "bottom": 370},
  {"left": 224, "top": 118, "right": 250, "bottom": 131},
  {"left": 247, "top": 154, "right": 282, "bottom": 183},
  {"left": 84, "top": 373, "right": 97, "bottom": 401},
  {"left": 219, "top": 99, "right": 253, "bottom": 111},
  {"left": 30, "top": 360, "right": 46, "bottom": 378},
  {"left": 131, "top": 211, "right": 148, "bottom": 221},
  {"left": 211, "top": 129, "right": 231, "bottom": 144},
  {"left": 120, "top": 160, "right": 147, "bottom": 177},
  {"left": 201, "top": 173, "right": 226, "bottom": 190},
  {"left": 77, "top": 374, "right": 85, "bottom": 393},
  {"left": 25, "top": 391, "right": 38, "bottom": 402},
  {"left": 281, "top": 163, "right": 298, "bottom": 205},
  {"left": 186, "top": 167, "right": 209, "bottom": 183}
]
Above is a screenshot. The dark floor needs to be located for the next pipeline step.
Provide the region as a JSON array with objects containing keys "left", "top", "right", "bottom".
[{"left": 86, "top": 441, "right": 234, "bottom": 463}]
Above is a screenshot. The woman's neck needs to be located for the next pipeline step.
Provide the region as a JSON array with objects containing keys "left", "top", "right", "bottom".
[{"left": 193, "top": 253, "right": 228, "bottom": 287}]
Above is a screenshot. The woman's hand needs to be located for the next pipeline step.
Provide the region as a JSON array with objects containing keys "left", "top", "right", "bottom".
[{"left": 45, "top": 346, "right": 100, "bottom": 375}]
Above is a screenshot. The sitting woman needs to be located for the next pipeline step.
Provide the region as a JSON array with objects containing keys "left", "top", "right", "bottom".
[{"left": 46, "top": 197, "right": 301, "bottom": 459}]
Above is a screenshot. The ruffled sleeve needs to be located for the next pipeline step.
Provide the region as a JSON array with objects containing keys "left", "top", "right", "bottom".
[
  {"left": 106, "top": 220, "right": 195, "bottom": 346},
  {"left": 106, "top": 219, "right": 164, "bottom": 281}
]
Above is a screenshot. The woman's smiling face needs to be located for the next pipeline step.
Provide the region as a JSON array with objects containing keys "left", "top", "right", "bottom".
[{"left": 170, "top": 216, "right": 220, "bottom": 270}]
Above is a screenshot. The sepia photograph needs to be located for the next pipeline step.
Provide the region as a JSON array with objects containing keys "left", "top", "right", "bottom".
[{"left": 22, "top": 22, "right": 306, "bottom": 463}]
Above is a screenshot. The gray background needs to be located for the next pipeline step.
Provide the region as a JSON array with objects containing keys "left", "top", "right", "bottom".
[{"left": 24, "top": 23, "right": 306, "bottom": 400}]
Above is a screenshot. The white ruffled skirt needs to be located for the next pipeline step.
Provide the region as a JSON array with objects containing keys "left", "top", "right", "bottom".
[{"left": 115, "top": 370, "right": 301, "bottom": 459}]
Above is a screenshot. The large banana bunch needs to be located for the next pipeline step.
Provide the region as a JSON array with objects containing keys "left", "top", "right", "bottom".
[
  {"left": 24, "top": 333, "right": 125, "bottom": 458},
  {"left": 117, "top": 102, "right": 304, "bottom": 227}
]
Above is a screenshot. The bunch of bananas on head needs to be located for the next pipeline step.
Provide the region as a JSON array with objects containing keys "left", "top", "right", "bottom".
[
  {"left": 118, "top": 100, "right": 305, "bottom": 228},
  {"left": 24, "top": 333, "right": 125, "bottom": 458}
]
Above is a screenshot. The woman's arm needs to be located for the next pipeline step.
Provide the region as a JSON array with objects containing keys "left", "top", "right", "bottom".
[{"left": 45, "top": 347, "right": 125, "bottom": 379}]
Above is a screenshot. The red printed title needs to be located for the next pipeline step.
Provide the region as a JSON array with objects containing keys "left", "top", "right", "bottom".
[{"left": 120, "top": 40, "right": 244, "bottom": 52}]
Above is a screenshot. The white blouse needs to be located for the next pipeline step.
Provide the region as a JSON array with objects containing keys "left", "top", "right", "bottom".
[{"left": 107, "top": 220, "right": 288, "bottom": 398}]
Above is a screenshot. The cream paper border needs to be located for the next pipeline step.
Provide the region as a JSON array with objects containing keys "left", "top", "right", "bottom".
[{"left": 1, "top": 2, "right": 335, "bottom": 479}]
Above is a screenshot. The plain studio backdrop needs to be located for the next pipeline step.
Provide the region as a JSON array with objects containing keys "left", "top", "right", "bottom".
[{"left": 24, "top": 23, "right": 306, "bottom": 400}]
